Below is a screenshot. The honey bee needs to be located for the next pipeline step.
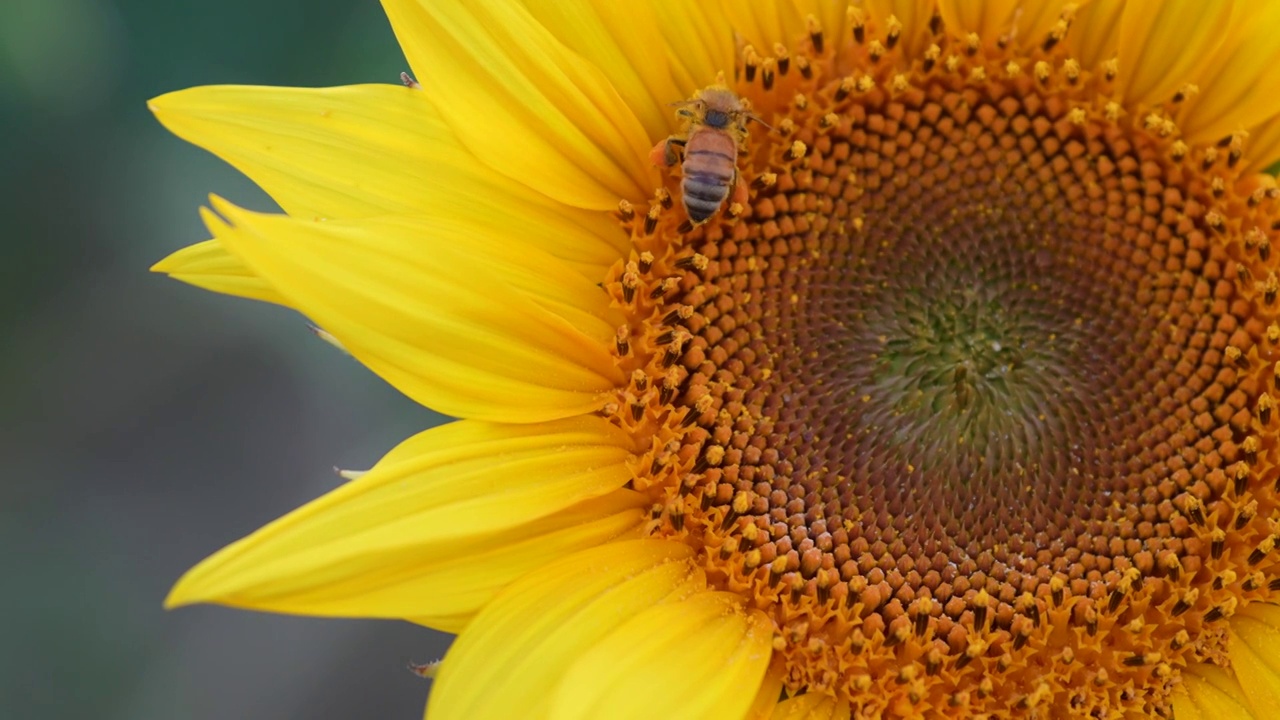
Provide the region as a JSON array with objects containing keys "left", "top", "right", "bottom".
[{"left": 650, "top": 85, "right": 758, "bottom": 226}]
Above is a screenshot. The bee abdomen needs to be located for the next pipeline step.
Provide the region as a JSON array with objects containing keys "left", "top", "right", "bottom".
[
  {"left": 680, "top": 130, "right": 738, "bottom": 223},
  {"left": 685, "top": 174, "right": 729, "bottom": 201},
  {"left": 683, "top": 173, "right": 730, "bottom": 222}
]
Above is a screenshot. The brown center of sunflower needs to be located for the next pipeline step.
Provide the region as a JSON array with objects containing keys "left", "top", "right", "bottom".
[{"left": 604, "top": 9, "right": 1280, "bottom": 718}]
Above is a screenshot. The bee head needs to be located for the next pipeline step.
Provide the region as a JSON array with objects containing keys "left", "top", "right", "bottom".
[
  {"left": 674, "top": 85, "right": 749, "bottom": 128},
  {"left": 703, "top": 108, "right": 731, "bottom": 128}
]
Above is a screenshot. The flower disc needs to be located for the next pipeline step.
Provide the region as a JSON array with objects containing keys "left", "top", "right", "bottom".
[{"left": 606, "top": 9, "right": 1280, "bottom": 716}]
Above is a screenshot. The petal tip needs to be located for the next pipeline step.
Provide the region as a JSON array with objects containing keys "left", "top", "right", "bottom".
[
  {"left": 149, "top": 256, "right": 174, "bottom": 274},
  {"left": 163, "top": 574, "right": 204, "bottom": 610},
  {"left": 146, "top": 92, "right": 171, "bottom": 116},
  {"left": 147, "top": 89, "right": 189, "bottom": 119},
  {"left": 198, "top": 202, "right": 234, "bottom": 239},
  {"left": 206, "top": 193, "right": 236, "bottom": 217},
  {"left": 164, "top": 552, "right": 240, "bottom": 611}
]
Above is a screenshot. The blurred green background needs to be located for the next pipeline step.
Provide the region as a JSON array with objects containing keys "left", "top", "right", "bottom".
[{"left": 1, "top": 1, "right": 452, "bottom": 717}]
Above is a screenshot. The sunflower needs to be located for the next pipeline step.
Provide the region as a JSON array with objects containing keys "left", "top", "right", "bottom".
[{"left": 153, "top": 0, "right": 1280, "bottom": 717}]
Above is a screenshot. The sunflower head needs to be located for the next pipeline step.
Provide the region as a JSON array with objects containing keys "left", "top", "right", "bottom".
[
  {"left": 605, "top": 1, "right": 1280, "bottom": 715},
  {"left": 154, "top": 1, "right": 1280, "bottom": 718}
]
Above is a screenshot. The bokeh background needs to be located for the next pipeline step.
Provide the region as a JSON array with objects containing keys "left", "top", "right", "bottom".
[{"left": 2, "top": 1, "right": 453, "bottom": 717}]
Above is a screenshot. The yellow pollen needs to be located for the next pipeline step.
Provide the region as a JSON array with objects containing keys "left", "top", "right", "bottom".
[
  {"left": 1172, "top": 83, "right": 1200, "bottom": 103},
  {"left": 1063, "top": 57, "right": 1081, "bottom": 82}
]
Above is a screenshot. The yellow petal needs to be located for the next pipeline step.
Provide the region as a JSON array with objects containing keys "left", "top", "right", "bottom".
[
  {"left": 1230, "top": 603, "right": 1280, "bottom": 718},
  {"left": 1018, "top": 2, "right": 1081, "bottom": 51},
  {"left": 166, "top": 417, "right": 641, "bottom": 628},
  {"left": 381, "top": 0, "right": 655, "bottom": 210},
  {"left": 552, "top": 592, "right": 775, "bottom": 720},
  {"left": 402, "top": 492, "right": 645, "bottom": 632},
  {"left": 1115, "top": 0, "right": 1237, "bottom": 106},
  {"left": 428, "top": 539, "right": 705, "bottom": 720},
  {"left": 148, "top": 83, "right": 627, "bottom": 270},
  {"left": 203, "top": 198, "right": 623, "bottom": 422},
  {"left": 720, "top": 0, "right": 808, "bottom": 61},
  {"left": 151, "top": 238, "right": 284, "bottom": 305},
  {"left": 1177, "top": 3, "right": 1280, "bottom": 145},
  {"left": 745, "top": 667, "right": 786, "bottom": 720},
  {"left": 935, "top": 0, "right": 1018, "bottom": 43},
  {"left": 1175, "top": 663, "right": 1259, "bottom": 720},
  {"left": 864, "top": 0, "right": 936, "bottom": 58},
  {"left": 935, "top": 0, "right": 1080, "bottom": 52},
  {"left": 653, "top": 0, "right": 737, "bottom": 93},
  {"left": 1245, "top": 116, "right": 1280, "bottom": 173},
  {"left": 1068, "top": 0, "right": 1123, "bottom": 72},
  {"left": 768, "top": 693, "right": 851, "bottom": 720},
  {"left": 792, "top": 0, "right": 852, "bottom": 56},
  {"left": 519, "top": 0, "right": 683, "bottom": 140}
]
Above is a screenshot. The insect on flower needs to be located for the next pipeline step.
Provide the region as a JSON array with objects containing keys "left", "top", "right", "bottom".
[
  {"left": 152, "top": 1, "right": 1280, "bottom": 716},
  {"left": 650, "top": 85, "right": 761, "bottom": 226}
]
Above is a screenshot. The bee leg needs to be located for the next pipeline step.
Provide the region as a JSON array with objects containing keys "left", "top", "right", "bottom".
[
  {"left": 731, "top": 170, "right": 750, "bottom": 207},
  {"left": 649, "top": 137, "right": 685, "bottom": 168}
]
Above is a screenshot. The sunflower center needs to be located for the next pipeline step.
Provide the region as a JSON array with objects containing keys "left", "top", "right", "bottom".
[
  {"left": 758, "top": 167, "right": 1146, "bottom": 553},
  {"left": 604, "top": 11, "right": 1280, "bottom": 718}
]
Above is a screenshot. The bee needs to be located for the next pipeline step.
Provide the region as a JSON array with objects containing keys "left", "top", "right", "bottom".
[{"left": 650, "top": 85, "right": 758, "bottom": 226}]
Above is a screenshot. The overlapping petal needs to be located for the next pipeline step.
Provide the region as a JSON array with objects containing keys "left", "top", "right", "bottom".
[
  {"left": 381, "top": 0, "right": 655, "bottom": 210},
  {"left": 1248, "top": 117, "right": 1280, "bottom": 173},
  {"left": 719, "top": 0, "right": 809, "bottom": 63},
  {"left": 865, "top": 0, "right": 935, "bottom": 58},
  {"left": 935, "top": 0, "right": 1018, "bottom": 42},
  {"left": 793, "top": 0, "right": 852, "bottom": 57},
  {"left": 936, "top": 0, "right": 1081, "bottom": 52},
  {"left": 1115, "top": 0, "right": 1237, "bottom": 106},
  {"left": 1229, "top": 603, "right": 1280, "bottom": 718},
  {"left": 746, "top": 669, "right": 786, "bottom": 720},
  {"left": 165, "top": 417, "right": 642, "bottom": 631},
  {"left": 151, "top": 237, "right": 283, "bottom": 305},
  {"left": 402, "top": 493, "right": 645, "bottom": 632},
  {"left": 1177, "top": 2, "right": 1280, "bottom": 146},
  {"left": 653, "top": 0, "right": 737, "bottom": 94},
  {"left": 550, "top": 592, "right": 774, "bottom": 720},
  {"left": 1173, "top": 663, "right": 1258, "bottom": 720},
  {"left": 428, "top": 540, "right": 706, "bottom": 719},
  {"left": 149, "top": 83, "right": 628, "bottom": 272},
  {"left": 202, "top": 198, "right": 624, "bottom": 422},
  {"left": 768, "top": 693, "right": 851, "bottom": 720},
  {"left": 1068, "top": 0, "right": 1124, "bottom": 71},
  {"left": 518, "top": 0, "right": 683, "bottom": 139}
]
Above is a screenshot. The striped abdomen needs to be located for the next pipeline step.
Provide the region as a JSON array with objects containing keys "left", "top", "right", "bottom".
[{"left": 681, "top": 128, "right": 737, "bottom": 224}]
